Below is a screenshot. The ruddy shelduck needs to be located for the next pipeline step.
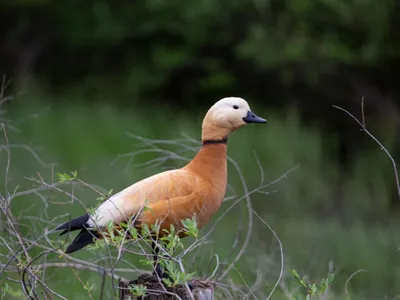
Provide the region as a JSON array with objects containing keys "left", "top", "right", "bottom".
[{"left": 56, "top": 97, "right": 266, "bottom": 276}]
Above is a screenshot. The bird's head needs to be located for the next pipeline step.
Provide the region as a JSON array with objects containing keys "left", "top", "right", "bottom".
[{"left": 202, "top": 97, "right": 267, "bottom": 141}]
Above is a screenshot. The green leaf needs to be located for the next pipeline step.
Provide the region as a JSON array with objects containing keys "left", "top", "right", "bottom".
[
  {"left": 328, "top": 273, "right": 335, "bottom": 284},
  {"left": 139, "top": 258, "right": 152, "bottom": 266},
  {"left": 311, "top": 283, "right": 317, "bottom": 295},
  {"left": 320, "top": 278, "right": 328, "bottom": 292},
  {"left": 151, "top": 222, "right": 161, "bottom": 236},
  {"left": 162, "top": 277, "right": 173, "bottom": 287},
  {"left": 141, "top": 224, "right": 151, "bottom": 238},
  {"left": 320, "top": 278, "right": 325, "bottom": 287},
  {"left": 130, "top": 284, "right": 146, "bottom": 296},
  {"left": 57, "top": 172, "right": 72, "bottom": 182},
  {"left": 96, "top": 189, "right": 113, "bottom": 202},
  {"left": 182, "top": 216, "right": 199, "bottom": 238},
  {"left": 129, "top": 227, "right": 138, "bottom": 239},
  {"left": 291, "top": 269, "right": 300, "bottom": 279},
  {"left": 143, "top": 199, "right": 153, "bottom": 212},
  {"left": 107, "top": 220, "right": 114, "bottom": 231}
]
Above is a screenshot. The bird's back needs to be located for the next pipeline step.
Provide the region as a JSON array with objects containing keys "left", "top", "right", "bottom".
[{"left": 88, "top": 168, "right": 221, "bottom": 233}]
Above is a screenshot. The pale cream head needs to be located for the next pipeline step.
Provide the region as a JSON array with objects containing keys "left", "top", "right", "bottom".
[{"left": 202, "top": 97, "right": 267, "bottom": 141}]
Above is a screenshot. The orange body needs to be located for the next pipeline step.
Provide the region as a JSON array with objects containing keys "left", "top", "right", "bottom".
[
  {"left": 134, "top": 143, "right": 227, "bottom": 235},
  {"left": 56, "top": 97, "right": 266, "bottom": 253}
]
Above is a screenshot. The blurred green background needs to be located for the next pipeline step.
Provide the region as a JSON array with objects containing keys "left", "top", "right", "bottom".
[{"left": 2, "top": 0, "right": 400, "bottom": 299}]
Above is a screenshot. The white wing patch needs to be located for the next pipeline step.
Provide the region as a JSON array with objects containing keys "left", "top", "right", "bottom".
[
  {"left": 87, "top": 193, "right": 127, "bottom": 227},
  {"left": 87, "top": 170, "right": 177, "bottom": 227}
]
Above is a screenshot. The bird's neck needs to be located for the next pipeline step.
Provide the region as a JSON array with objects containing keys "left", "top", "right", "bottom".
[
  {"left": 201, "top": 119, "right": 231, "bottom": 141},
  {"left": 184, "top": 143, "right": 228, "bottom": 193}
]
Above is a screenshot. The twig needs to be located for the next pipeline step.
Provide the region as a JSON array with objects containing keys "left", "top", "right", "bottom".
[
  {"left": 0, "top": 144, "right": 53, "bottom": 167},
  {"left": 250, "top": 208, "right": 284, "bottom": 300},
  {"left": 2, "top": 123, "right": 11, "bottom": 198},
  {"left": 345, "top": 269, "right": 368, "bottom": 298},
  {"left": 333, "top": 103, "right": 400, "bottom": 202},
  {"left": 217, "top": 155, "right": 254, "bottom": 280},
  {"left": 361, "top": 97, "right": 366, "bottom": 127},
  {"left": 35, "top": 263, "right": 130, "bottom": 282}
]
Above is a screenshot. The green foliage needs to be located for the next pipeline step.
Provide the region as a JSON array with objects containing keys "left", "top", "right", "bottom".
[
  {"left": 102, "top": 217, "right": 199, "bottom": 292},
  {"left": 2, "top": 0, "right": 400, "bottom": 108},
  {"left": 291, "top": 269, "right": 335, "bottom": 299},
  {"left": 96, "top": 189, "right": 113, "bottom": 202},
  {"left": 130, "top": 284, "right": 147, "bottom": 297},
  {"left": 157, "top": 222, "right": 197, "bottom": 287},
  {"left": 142, "top": 199, "right": 153, "bottom": 213},
  {"left": 82, "top": 281, "right": 96, "bottom": 294},
  {"left": 56, "top": 171, "right": 78, "bottom": 182},
  {"left": 161, "top": 225, "right": 183, "bottom": 254},
  {"left": 181, "top": 215, "right": 199, "bottom": 238}
]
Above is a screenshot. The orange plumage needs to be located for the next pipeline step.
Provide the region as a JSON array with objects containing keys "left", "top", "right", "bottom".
[
  {"left": 136, "top": 143, "right": 228, "bottom": 235},
  {"left": 55, "top": 97, "right": 266, "bottom": 254}
]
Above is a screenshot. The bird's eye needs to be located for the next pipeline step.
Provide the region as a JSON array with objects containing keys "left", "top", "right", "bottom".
[{"left": 233, "top": 105, "right": 239, "bottom": 110}]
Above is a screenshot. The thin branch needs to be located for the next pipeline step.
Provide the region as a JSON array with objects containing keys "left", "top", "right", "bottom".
[
  {"left": 345, "top": 269, "right": 368, "bottom": 298},
  {"left": 333, "top": 103, "right": 400, "bottom": 202},
  {"left": 35, "top": 263, "right": 131, "bottom": 282},
  {"left": 0, "top": 144, "right": 53, "bottom": 167},
  {"left": 2, "top": 123, "right": 11, "bottom": 198},
  {"left": 250, "top": 208, "right": 284, "bottom": 300},
  {"left": 217, "top": 155, "right": 254, "bottom": 280},
  {"left": 361, "top": 97, "right": 366, "bottom": 127}
]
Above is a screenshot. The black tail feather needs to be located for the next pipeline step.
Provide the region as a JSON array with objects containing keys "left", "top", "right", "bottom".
[
  {"left": 55, "top": 214, "right": 90, "bottom": 236},
  {"left": 65, "top": 229, "right": 98, "bottom": 254},
  {"left": 55, "top": 214, "right": 97, "bottom": 253}
]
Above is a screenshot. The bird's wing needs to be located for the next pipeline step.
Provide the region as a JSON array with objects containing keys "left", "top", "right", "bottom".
[{"left": 88, "top": 169, "right": 205, "bottom": 228}]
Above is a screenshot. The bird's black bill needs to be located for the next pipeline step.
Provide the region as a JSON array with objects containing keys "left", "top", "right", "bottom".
[{"left": 243, "top": 111, "right": 267, "bottom": 124}]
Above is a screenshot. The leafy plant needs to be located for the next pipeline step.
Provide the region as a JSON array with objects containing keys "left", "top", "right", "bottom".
[
  {"left": 96, "top": 189, "right": 113, "bottom": 202},
  {"left": 182, "top": 215, "right": 199, "bottom": 238},
  {"left": 291, "top": 269, "right": 335, "bottom": 300},
  {"left": 97, "top": 216, "right": 200, "bottom": 292},
  {"left": 57, "top": 171, "right": 78, "bottom": 182},
  {"left": 130, "top": 284, "right": 147, "bottom": 297}
]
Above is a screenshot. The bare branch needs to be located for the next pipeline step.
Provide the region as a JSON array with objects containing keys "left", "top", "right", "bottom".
[
  {"left": 345, "top": 269, "right": 368, "bottom": 297},
  {"left": 333, "top": 102, "right": 400, "bottom": 202}
]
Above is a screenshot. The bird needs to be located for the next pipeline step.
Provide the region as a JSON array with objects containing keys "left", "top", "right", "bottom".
[{"left": 55, "top": 97, "right": 267, "bottom": 278}]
